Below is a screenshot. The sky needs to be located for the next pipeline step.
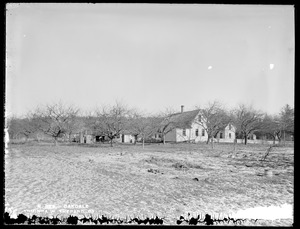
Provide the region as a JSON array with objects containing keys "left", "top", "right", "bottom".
[{"left": 6, "top": 3, "right": 294, "bottom": 117}]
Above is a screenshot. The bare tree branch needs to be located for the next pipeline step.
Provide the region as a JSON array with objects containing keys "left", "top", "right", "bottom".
[
  {"left": 196, "top": 101, "right": 230, "bottom": 144},
  {"left": 33, "top": 102, "right": 80, "bottom": 145},
  {"left": 94, "top": 101, "right": 131, "bottom": 147},
  {"left": 231, "top": 104, "right": 264, "bottom": 145}
]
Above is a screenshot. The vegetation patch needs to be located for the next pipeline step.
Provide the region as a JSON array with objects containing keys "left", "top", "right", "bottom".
[
  {"left": 144, "top": 156, "right": 177, "bottom": 164},
  {"left": 172, "top": 161, "right": 203, "bottom": 170},
  {"left": 147, "top": 168, "right": 163, "bottom": 174},
  {"left": 172, "top": 162, "right": 189, "bottom": 170}
]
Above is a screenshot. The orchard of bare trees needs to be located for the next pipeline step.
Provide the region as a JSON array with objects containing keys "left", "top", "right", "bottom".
[{"left": 6, "top": 101, "right": 294, "bottom": 146}]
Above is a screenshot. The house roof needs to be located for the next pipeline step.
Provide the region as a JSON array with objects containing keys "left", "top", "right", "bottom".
[{"left": 165, "top": 109, "right": 201, "bottom": 129}]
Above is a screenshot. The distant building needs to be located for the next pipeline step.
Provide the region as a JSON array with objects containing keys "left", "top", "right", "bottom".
[
  {"left": 215, "top": 123, "right": 236, "bottom": 143},
  {"left": 73, "top": 130, "right": 95, "bottom": 143},
  {"left": 163, "top": 109, "right": 204, "bottom": 143},
  {"left": 162, "top": 106, "right": 235, "bottom": 143},
  {"left": 120, "top": 132, "right": 136, "bottom": 143},
  {"left": 72, "top": 130, "right": 137, "bottom": 144}
]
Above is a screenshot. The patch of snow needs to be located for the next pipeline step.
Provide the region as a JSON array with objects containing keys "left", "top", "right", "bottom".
[{"left": 231, "top": 204, "right": 293, "bottom": 220}]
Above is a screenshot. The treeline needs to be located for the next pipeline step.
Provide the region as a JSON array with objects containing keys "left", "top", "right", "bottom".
[{"left": 6, "top": 101, "right": 294, "bottom": 146}]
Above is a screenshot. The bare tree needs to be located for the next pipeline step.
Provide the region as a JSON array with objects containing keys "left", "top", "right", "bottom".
[
  {"left": 23, "top": 111, "right": 47, "bottom": 142},
  {"left": 6, "top": 115, "right": 23, "bottom": 140},
  {"left": 260, "top": 114, "right": 282, "bottom": 144},
  {"left": 127, "top": 111, "right": 161, "bottom": 148},
  {"left": 19, "top": 117, "right": 37, "bottom": 141},
  {"left": 279, "top": 104, "right": 294, "bottom": 144},
  {"left": 6, "top": 113, "right": 42, "bottom": 141},
  {"left": 94, "top": 101, "right": 131, "bottom": 147},
  {"left": 34, "top": 102, "right": 80, "bottom": 145},
  {"left": 64, "top": 116, "right": 86, "bottom": 142},
  {"left": 232, "top": 104, "right": 264, "bottom": 145},
  {"left": 157, "top": 107, "right": 177, "bottom": 144},
  {"left": 81, "top": 111, "right": 99, "bottom": 138},
  {"left": 196, "top": 101, "right": 231, "bottom": 145}
]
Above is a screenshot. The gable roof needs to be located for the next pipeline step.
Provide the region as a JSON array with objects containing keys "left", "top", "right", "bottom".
[{"left": 166, "top": 109, "right": 200, "bottom": 129}]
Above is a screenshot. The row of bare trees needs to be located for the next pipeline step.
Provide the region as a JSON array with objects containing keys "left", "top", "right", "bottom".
[
  {"left": 6, "top": 101, "right": 294, "bottom": 146},
  {"left": 6, "top": 102, "right": 81, "bottom": 145},
  {"left": 6, "top": 101, "right": 163, "bottom": 147},
  {"left": 196, "top": 102, "right": 294, "bottom": 145},
  {"left": 259, "top": 104, "right": 294, "bottom": 144}
]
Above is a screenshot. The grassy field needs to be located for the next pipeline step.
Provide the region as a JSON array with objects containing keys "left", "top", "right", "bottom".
[{"left": 4, "top": 141, "right": 294, "bottom": 226}]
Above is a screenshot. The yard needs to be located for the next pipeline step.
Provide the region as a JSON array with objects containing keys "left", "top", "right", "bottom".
[{"left": 4, "top": 141, "right": 294, "bottom": 226}]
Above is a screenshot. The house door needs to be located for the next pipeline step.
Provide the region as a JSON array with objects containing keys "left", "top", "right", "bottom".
[{"left": 122, "top": 134, "right": 125, "bottom": 143}]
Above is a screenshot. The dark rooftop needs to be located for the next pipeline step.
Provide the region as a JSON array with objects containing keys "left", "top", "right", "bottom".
[{"left": 165, "top": 109, "right": 201, "bottom": 129}]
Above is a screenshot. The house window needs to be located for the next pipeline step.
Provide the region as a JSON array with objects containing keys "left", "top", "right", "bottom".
[
  {"left": 220, "top": 132, "right": 223, "bottom": 139},
  {"left": 229, "top": 124, "right": 232, "bottom": 130},
  {"left": 183, "top": 129, "right": 186, "bottom": 136},
  {"left": 195, "top": 129, "right": 199, "bottom": 136},
  {"left": 202, "top": 129, "right": 205, "bottom": 136},
  {"left": 229, "top": 133, "right": 231, "bottom": 139}
]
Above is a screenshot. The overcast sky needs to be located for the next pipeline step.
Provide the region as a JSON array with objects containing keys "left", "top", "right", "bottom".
[{"left": 6, "top": 3, "right": 294, "bottom": 117}]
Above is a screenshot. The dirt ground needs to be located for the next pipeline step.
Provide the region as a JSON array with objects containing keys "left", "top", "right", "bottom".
[{"left": 4, "top": 141, "right": 294, "bottom": 226}]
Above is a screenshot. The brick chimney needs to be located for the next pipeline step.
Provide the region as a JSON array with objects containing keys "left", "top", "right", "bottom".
[{"left": 181, "top": 105, "right": 184, "bottom": 113}]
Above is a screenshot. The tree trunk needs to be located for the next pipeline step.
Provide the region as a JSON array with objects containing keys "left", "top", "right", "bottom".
[
  {"left": 244, "top": 135, "right": 247, "bottom": 145},
  {"left": 163, "top": 134, "right": 165, "bottom": 144},
  {"left": 283, "top": 131, "right": 286, "bottom": 146},
  {"left": 134, "top": 135, "right": 137, "bottom": 145},
  {"left": 206, "top": 136, "right": 210, "bottom": 144},
  {"left": 54, "top": 137, "right": 58, "bottom": 146},
  {"left": 142, "top": 138, "right": 145, "bottom": 149},
  {"left": 276, "top": 132, "right": 281, "bottom": 144},
  {"left": 110, "top": 138, "right": 113, "bottom": 147},
  {"left": 211, "top": 138, "right": 214, "bottom": 149}
]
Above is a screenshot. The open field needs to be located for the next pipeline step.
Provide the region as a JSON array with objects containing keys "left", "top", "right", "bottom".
[{"left": 4, "top": 141, "right": 293, "bottom": 226}]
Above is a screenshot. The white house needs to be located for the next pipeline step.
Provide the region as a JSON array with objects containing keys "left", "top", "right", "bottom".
[
  {"left": 73, "top": 130, "right": 95, "bottom": 144},
  {"left": 120, "top": 133, "right": 136, "bottom": 143},
  {"left": 163, "top": 108, "right": 206, "bottom": 143},
  {"left": 163, "top": 106, "right": 235, "bottom": 143},
  {"left": 215, "top": 123, "right": 236, "bottom": 143},
  {"left": 117, "top": 129, "right": 138, "bottom": 144}
]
